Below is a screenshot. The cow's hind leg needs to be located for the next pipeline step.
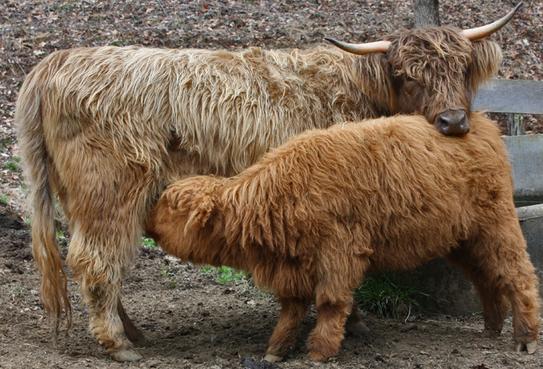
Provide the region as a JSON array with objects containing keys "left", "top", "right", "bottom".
[
  {"left": 264, "top": 298, "right": 309, "bottom": 362},
  {"left": 118, "top": 297, "right": 146, "bottom": 346},
  {"left": 67, "top": 217, "right": 144, "bottom": 361}
]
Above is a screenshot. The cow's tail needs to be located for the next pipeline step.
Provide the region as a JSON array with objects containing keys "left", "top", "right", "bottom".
[{"left": 15, "top": 51, "right": 72, "bottom": 335}]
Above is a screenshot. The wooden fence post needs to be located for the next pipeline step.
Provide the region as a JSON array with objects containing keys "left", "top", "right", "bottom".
[{"left": 507, "top": 113, "right": 525, "bottom": 136}]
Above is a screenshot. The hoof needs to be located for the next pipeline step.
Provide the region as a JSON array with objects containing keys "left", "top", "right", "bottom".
[
  {"left": 482, "top": 328, "right": 502, "bottom": 338},
  {"left": 346, "top": 321, "right": 370, "bottom": 338},
  {"left": 516, "top": 341, "right": 537, "bottom": 354},
  {"left": 263, "top": 353, "right": 282, "bottom": 363},
  {"left": 308, "top": 351, "right": 329, "bottom": 362},
  {"left": 111, "top": 348, "right": 143, "bottom": 362}
]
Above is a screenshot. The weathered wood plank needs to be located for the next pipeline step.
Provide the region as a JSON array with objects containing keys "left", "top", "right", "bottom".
[
  {"left": 504, "top": 133, "right": 543, "bottom": 201},
  {"left": 473, "top": 79, "right": 543, "bottom": 114}
]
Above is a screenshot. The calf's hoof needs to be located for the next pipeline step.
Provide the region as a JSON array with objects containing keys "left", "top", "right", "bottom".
[
  {"left": 515, "top": 341, "right": 537, "bottom": 354},
  {"left": 346, "top": 321, "right": 370, "bottom": 338},
  {"left": 263, "top": 353, "right": 283, "bottom": 363},
  {"left": 482, "top": 328, "right": 502, "bottom": 338},
  {"left": 111, "top": 348, "right": 143, "bottom": 362},
  {"left": 308, "top": 351, "right": 331, "bottom": 362}
]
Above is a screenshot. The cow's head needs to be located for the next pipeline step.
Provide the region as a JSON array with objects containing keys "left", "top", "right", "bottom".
[{"left": 327, "top": 3, "right": 521, "bottom": 136}]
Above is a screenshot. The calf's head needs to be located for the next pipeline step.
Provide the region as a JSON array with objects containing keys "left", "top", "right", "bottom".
[
  {"left": 327, "top": 3, "right": 521, "bottom": 136},
  {"left": 146, "top": 177, "right": 224, "bottom": 256}
]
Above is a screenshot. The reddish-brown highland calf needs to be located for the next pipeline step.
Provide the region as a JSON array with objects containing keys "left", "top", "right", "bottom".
[{"left": 148, "top": 113, "right": 540, "bottom": 362}]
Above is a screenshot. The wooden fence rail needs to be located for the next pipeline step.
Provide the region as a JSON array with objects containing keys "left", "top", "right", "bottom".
[{"left": 474, "top": 79, "right": 543, "bottom": 204}]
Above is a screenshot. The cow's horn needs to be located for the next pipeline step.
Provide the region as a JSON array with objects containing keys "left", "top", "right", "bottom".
[
  {"left": 325, "top": 37, "right": 391, "bottom": 55},
  {"left": 461, "top": 2, "right": 522, "bottom": 41}
]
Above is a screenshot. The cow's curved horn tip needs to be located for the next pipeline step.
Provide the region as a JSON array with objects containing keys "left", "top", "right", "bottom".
[
  {"left": 509, "top": 2, "right": 523, "bottom": 18},
  {"left": 324, "top": 37, "right": 348, "bottom": 49}
]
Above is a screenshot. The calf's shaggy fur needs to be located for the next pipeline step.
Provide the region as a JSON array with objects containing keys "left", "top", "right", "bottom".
[{"left": 148, "top": 113, "right": 540, "bottom": 361}]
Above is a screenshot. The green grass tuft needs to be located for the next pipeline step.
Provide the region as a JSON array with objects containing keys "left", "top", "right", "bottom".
[
  {"left": 216, "top": 266, "right": 246, "bottom": 284},
  {"left": 356, "top": 275, "right": 428, "bottom": 319},
  {"left": 0, "top": 137, "right": 13, "bottom": 151},
  {"left": 4, "top": 157, "right": 21, "bottom": 172},
  {"left": 142, "top": 237, "right": 158, "bottom": 249},
  {"left": 200, "top": 265, "right": 246, "bottom": 284},
  {"left": 55, "top": 229, "right": 69, "bottom": 248},
  {"left": 159, "top": 265, "right": 178, "bottom": 289},
  {"left": 0, "top": 194, "right": 8, "bottom": 206}
]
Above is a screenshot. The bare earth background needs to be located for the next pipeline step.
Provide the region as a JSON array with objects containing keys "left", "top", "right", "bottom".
[{"left": 1, "top": 1, "right": 542, "bottom": 368}]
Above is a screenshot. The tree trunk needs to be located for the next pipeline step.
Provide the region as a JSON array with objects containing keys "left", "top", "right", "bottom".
[{"left": 413, "top": 0, "right": 440, "bottom": 27}]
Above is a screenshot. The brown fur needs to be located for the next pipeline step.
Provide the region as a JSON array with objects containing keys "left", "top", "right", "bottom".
[
  {"left": 16, "top": 27, "right": 502, "bottom": 359},
  {"left": 148, "top": 113, "right": 540, "bottom": 362}
]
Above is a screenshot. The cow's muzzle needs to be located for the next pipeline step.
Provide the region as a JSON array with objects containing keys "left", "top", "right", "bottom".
[{"left": 435, "top": 110, "right": 470, "bottom": 136}]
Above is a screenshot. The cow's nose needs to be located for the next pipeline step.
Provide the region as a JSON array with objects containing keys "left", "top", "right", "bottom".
[{"left": 435, "top": 110, "right": 470, "bottom": 136}]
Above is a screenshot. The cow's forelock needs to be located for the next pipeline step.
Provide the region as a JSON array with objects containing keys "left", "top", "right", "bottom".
[{"left": 388, "top": 27, "right": 474, "bottom": 124}]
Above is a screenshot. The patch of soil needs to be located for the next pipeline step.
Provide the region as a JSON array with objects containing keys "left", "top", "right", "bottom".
[
  {"left": 1, "top": 202, "right": 542, "bottom": 369},
  {"left": 0, "top": 204, "right": 31, "bottom": 268},
  {"left": 1, "top": 1, "right": 542, "bottom": 368}
]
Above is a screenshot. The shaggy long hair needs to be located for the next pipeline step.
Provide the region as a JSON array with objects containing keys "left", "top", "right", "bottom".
[
  {"left": 385, "top": 26, "right": 502, "bottom": 124},
  {"left": 16, "top": 26, "right": 503, "bottom": 358},
  {"left": 149, "top": 113, "right": 540, "bottom": 361}
]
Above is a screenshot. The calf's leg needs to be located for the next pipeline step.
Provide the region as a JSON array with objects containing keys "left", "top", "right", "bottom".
[
  {"left": 307, "top": 243, "right": 369, "bottom": 361},
  {"left": 447, "top": 244, "right": 510, "bottom": 336},
  {"left": 345, "top": 304, "right": 370, "bottom": 337},
  {"left": 264, "top": 298, "right": 309, "bottom": 362},
  {"left": 457, "top": 221, "right": 540, "bottom": 353},
  {"left": 496, "top": 228, "right": 540, "bottom": 353},
  {"left": 307, "top": 298, "right": 353, "bottom": 362}
]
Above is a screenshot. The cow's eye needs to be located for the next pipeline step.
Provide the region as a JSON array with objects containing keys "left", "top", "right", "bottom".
[{"left": 403, "top": 80, "right": 418, "bottom": 97}]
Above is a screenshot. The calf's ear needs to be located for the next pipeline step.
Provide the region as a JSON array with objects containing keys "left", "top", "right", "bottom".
[
  {"left": 162, "top": 184, "right": 217, "bottom": 233},
  {"left": 469, "top": 40, "right": 502, "bottom": 92},
  {"left": 185, "top": 194, "right": 216, "bottom": 233}
]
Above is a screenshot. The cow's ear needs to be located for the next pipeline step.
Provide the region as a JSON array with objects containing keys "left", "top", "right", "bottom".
[
  {"left": 355, "top": 54, "right": 395, "bottom": 112},
  {"left": 469, "top": 40, "right": 502, "bottom": 92}
]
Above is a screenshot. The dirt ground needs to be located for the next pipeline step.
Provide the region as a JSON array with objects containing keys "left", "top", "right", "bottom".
[
  {"left": 1, "top": 1, "right": 543, "bottom": 368},
  {"left": 1, "top": 203, "right": 543, "bottom": 369}
]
